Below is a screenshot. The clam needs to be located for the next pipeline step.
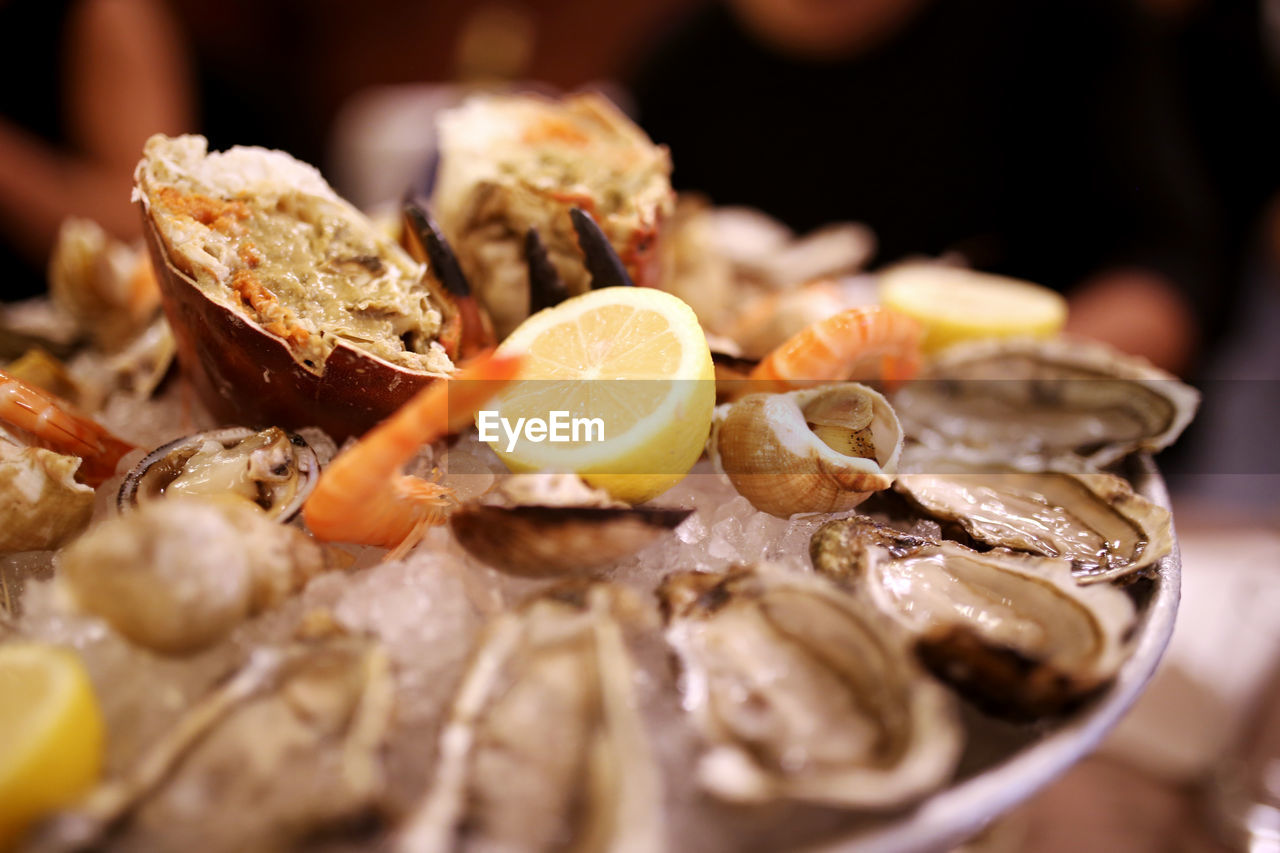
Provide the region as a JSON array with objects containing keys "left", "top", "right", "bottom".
[
  {"left": 30, "top": 636, "right": 393, "bottom": 853},
  {"left": 709, "top": 383, "right": 903, "bottom": 517},
  {"left": 893, "top": 452, "right": 1173, "bottom": 583},
  {"left": 118, "top": 426, "right": 320, "bottom": 521},
  {"left": 892, "top": 338, "right": 1200, "bottom": 468},
  {"left": 397, "top": 582, "right": 664, "bottom": 853},
  {"left": 811, "top": 517, "right": 1136, "bottom": 717},
  {"left": 134, "top": 134, "right": 463, "bottom": 441},
  {"left": 431, "top": 92, "right": 674, "bottom": 338},
  {"left": 57, "top": 497, "right": 329, "bottom": 654},
  {"left": 450, "top": 473, "right": 692, "bottom": 577},
  {"left": 0, "top": 426, "right": 94, "bottom": 553},
  {"left": 659, "top": 565, "right": 963, "bottom": 807}
]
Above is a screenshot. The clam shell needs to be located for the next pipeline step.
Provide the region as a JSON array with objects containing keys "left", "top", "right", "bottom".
[
  {"left": 118, "top": 426, "right": 319, "bottom": 521},
  {"left": 709, "top": 383, "right": 903, "bottom": 517},
  {"left": 450, "top": 504, "right": 692, "bottom": 577}
]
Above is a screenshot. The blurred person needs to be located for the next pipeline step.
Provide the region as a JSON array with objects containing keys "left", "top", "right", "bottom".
[
  {"left": 630, "top": 0, "right": 1219, "bottom": 374},
  {"left": 0, "top": 0, "right": 193, "bottom": 302}
]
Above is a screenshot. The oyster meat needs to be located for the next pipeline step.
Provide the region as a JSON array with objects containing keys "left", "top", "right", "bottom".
[
  {"left": 812, "top": 517, "right": 1136, "bottom": 717},
  {"left": 30, "top": 636, "right": 393, "bottom": 853},
  {"left": 893, "top": 460, "right": 1174, "bottom": 583},
  {"left": 659, "top": 566, "right": 962, "bottom": 807},
  {"left": 397, "top": 582, "right": 664, "bottom": 853},
  {"left": 710, "top": 383, "right": 903, "bottom": 517},
  {"left": 892, "top": 338, "right": 1200, "bottom": 468}
]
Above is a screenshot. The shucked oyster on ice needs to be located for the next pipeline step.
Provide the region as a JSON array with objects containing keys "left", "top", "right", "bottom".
[
  {"left": 892, "top": 453, "right": 1174, "bottom": 583},
  {"left": 811, "top": 518, "right": 1136, "bottom": 717},
  {"left": 0, "top": 425, "right": 94, "bottom": 554},
  {"left": 30, "top": 635, "right": 393, "bottom": 853},
  {"left": 397, "top": 582, "right": 664, "bottom": 853},
  {"left": 893, "top": 338, "right": 1200, "bottom": 468},
  {"left": 450, "top": 473, "right": 692, "bottom": 578},
  {"left": 659, "top": 565, "right": 962, "bottom": 808}
]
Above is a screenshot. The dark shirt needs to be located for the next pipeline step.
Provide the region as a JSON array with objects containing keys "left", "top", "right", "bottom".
[
  {"left": 631, "top": 0, "right": 1219, "bottom": 327},
  {"left": 0, "top": 0, "right": 76, "bottom": 300}
]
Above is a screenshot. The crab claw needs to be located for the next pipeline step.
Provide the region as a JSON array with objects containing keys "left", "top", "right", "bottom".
[
  {"left": 525, "top": 227, "right": 571, "bottom": 313},
  {"left": 402, "top": 199, "right": 496, "bottom": 359},
  {"left": 569, "top": 207, "right": 634, "bottom": 289}
]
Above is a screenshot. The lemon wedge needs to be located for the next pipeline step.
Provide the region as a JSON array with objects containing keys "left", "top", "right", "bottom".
[
  {"left": 0, "top": 643, "right": 104, "bottom": 848},
  {"left": 879, "top": 264, "right": 1067, "bottom": 353},
  {"left": 485, "top": 287, "right": 715, "bottom": 503}
]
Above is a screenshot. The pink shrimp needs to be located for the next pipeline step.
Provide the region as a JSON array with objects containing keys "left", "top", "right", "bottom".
[
  {"left": 0, "top": 368, "right": 137, "bottom": 486},
  {"left": 302, "top": 353, "right": 523, "bottom": 554},
  {"left": 747, "top": 306, "right": 923, "bottom": 393}
]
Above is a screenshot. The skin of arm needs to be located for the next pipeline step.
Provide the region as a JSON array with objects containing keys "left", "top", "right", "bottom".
[
  {"left": 0, "top": 0, "right": 192, "bottom": 268},
  {"left": 1065, "top": 268, "right": 1199, "bottom": 376}
]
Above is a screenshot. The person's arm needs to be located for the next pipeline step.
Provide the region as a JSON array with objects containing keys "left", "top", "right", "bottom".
[{"left": 0, "top": 0, "right": 192, "bottom": 267}]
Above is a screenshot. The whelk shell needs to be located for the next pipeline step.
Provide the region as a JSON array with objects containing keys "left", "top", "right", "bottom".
[{"left": 709, "top": 383, "right": 903, "bottom": 517}]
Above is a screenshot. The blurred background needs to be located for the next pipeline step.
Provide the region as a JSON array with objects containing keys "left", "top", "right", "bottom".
[{"left": 1, "top": 0, "right": 1278, "bottom": 849}]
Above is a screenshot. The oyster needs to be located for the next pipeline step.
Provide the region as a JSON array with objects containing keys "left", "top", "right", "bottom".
[
  {"left": 659, "top": 566, "right": 962, "bottom": 807},
  {"left": 30, "top": 636, "right": 393, "bottom": 853},
  {"left": 57, "top": 498, "right": 328, "bottom": 654},
  {"left": 119, "top": 427, "right": 319, "bottom": 521},
  {"left": 450, "top": 473, "right": 692, "bottom": 578},
  {"left": 812, "top": 518, "right": 1136, "bottom": 717},
  {"left": 0, "top": 426, "right": 94, "bottom": 554},
  {"left": 893, "top": 458, "right": 1173, "bottom": 583},
  {"left": 709, "top": 383, "right": 903, "bottom": 517},
  {"left": 892, "top": 338, "right": 1200, "bottom": 468},
  {"left": 397, "top": 582, "right": 664, "bottom": 853},
  {"left": 432, "top": 93, "right": 674, "bottom": 338}
]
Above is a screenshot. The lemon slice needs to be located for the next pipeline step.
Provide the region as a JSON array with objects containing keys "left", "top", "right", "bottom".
[
  {"left": 485, "top": 287, "right": 715, "bottom": 503},
  {"left": 879, "top": 264, "right": 1067, "bottom": 353},
  {"left": 0, "top": 643, "right": 104, "bottom": 847}
]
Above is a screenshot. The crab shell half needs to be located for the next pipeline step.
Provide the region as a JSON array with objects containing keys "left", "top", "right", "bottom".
[{"left": 709, "top": 383, "right": 903, "bottom": 517}]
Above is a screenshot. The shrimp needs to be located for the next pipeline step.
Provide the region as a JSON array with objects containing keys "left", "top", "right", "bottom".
[
  {"left": 0, "top": 368, "right": 136, "bottom": 486},
  {"left": 301, "top": 353, "right": 523, "bottom": 554},
  {"left": 747, "top": 306, "right": 923, "bottom": 393}
]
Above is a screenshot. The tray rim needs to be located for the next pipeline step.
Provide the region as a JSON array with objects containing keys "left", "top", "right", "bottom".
[{"left": 805, "top": 453, "right": 1182, "bottom": 853}]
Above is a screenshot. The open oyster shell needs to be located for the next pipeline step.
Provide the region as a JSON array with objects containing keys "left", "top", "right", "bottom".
[
  {"left": 659, "top": 565, "right": 962, "bottom": 808},
  {"left": 30, "top": 636, "right": 393, "bottom": 853},
  {"left": 893, "top": 338, "right": 1200, "bottom": 468},
  {"left": 450, "top": 473, "right": 692, "bottom": 577},
  {"left": 397, "top": 582, "right": 664, "bottom": 853},
  {"left": 0, "top": 426, "right": 94, "bottom": 553},
  {"left": 709, "top": 383, "right": 903, "bottom": 517},
  {"left": 811, "top": 518, "right": 1136, "bottom": 718},
  {"left": 893, "top": 452, "right": 1174, "bottom": 584}
]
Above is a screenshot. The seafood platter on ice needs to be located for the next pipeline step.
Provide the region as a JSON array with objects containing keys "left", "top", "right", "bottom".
[{"left": 0, "top": 93, "right": 1197, "bottom": 852}]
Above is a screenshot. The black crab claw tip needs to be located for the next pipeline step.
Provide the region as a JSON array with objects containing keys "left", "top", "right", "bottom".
[
  {"left": 525, "top": 227, "right": 571, "bottom": 313},
  {"left": 569, "top": 207, "right": 634, "bottom": 289},
  {"left": 403, "top": 201, "right": 472, "bottom": 297}
]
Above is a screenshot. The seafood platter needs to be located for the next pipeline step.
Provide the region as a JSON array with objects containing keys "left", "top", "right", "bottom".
[{"left": 0, "top": 93, "right": 1198, "bottom": 852}]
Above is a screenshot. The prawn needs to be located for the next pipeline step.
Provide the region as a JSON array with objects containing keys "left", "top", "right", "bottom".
[
  {"left": 302, "top": 353, "right": 522, "bottom": 555},
  {"left": 0, "top": 368, "right": 136, "bottom": 486},
  {"left": 747, "top": 306, "right": 923, "bottom": 394}
]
